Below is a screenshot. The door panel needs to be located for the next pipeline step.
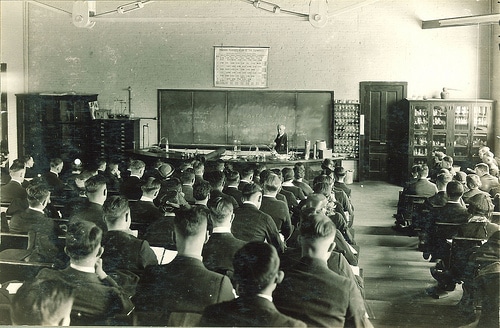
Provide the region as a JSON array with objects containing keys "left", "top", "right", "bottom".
[{"left": 360, "top": 82, "right": 407, "bottom": 183}]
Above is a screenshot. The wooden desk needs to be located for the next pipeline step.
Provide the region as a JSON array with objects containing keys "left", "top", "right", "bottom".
[{"left": 127, "top": 149, "right": 343, "bottom": 181}]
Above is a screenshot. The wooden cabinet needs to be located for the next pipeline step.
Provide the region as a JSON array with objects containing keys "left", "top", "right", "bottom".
[
  {"left": 405, "top": 99, "right": 494, "bottom": 175},
  {"left": 16, "top": 93, "right": 98, "bottom": 172},
  {"left": 93, "top": 119, "right": 140, "bottom": 163}
]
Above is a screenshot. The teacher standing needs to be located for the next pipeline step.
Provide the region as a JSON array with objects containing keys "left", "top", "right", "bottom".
[{"left": 273, "top": 124, "right": 288, "bottom": 154}]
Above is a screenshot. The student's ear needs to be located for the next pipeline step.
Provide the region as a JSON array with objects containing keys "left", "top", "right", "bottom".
[
  {"left": 204, "top": 230, "right": 210, "bottom": 244},
  {"left": 125, "top": 211, "right": 129, "bottom": 222},
  {"left": 276, "top": 270, "right": 285, "bottom": 284},
  {"left": 327, "top": 241, "right": 336, "bottom": 253},
  {"left": 64, "top": 246, "right": 69, "bottom": 256},
  {"left": 97, "top": 246, "right": 104, "bottom": 258},
  {"left": 153, "top": 190, "right": 159, "bottom": 198}
]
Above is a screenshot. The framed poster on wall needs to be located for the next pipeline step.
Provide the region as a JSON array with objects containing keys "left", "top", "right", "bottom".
[{"left": 214, "top": 46, "right": 269, "bottom": 88}]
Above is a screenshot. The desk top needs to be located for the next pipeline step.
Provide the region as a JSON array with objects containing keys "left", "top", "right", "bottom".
[{"left": 128, "top": 148, "right": 343, "bottom": 165}]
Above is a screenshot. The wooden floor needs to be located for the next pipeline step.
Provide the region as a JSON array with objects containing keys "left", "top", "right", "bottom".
[{"left": 351, "top": 181, "right": 476, "bottom": 328}]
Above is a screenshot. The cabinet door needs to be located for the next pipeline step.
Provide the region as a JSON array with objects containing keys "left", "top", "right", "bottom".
[
  {"left": 409, "top": 102, "right": 430, "bottom": 165},
  {"left": 450, "top": 103, "right": 471, "bottom": 162},
  {"left": 471, "top": 102, "right": 491, "bottom": 161},
  {"left": 430, "top": 103, "right": 449, "bottom": 155}
]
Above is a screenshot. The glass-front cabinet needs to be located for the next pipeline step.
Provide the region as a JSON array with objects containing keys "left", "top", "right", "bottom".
[{"left": 406, "top": 99, "right": 494, "bottom": 175}]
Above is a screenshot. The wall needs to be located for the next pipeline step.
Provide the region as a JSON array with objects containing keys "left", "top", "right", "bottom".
[{"left": 1, "top": 0, "right": 497, "bottom": 154}]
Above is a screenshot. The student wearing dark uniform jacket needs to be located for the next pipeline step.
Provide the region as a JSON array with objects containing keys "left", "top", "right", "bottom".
[{"left": 200, "top": 242, "right": 306, "bottom": 327}]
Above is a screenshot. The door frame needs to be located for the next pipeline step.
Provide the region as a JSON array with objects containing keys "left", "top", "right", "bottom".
[{"left": 359, "top": 81, "right": 408, "bottom": 182}]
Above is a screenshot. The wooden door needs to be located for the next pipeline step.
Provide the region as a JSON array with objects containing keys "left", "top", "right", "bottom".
[{"left": 359, "top": 82, "right": 407, "bottom": 183}]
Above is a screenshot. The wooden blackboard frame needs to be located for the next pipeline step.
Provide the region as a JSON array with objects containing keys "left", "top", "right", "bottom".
[{"left": 158, "top": 89, "right": 334, "bottom": 149}]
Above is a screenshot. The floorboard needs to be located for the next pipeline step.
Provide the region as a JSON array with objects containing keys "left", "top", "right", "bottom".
[{"left": 351, "top": 181, "right": 482, "bottom": 328}]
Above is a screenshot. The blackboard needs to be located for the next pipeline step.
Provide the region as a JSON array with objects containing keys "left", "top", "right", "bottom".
[{"left": 158, "top": 89, "right": 333, "bottom": 149}]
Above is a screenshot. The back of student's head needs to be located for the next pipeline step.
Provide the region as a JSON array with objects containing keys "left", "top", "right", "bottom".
[
  {"left": 263, "top": 172, "right": 281, "bottom": 193},
  {"left": 103, "top": 195, "right": 129, "bottom": 227},
  {"left": 300, "top": 211, "right": 336, "bottom": 242},
  {"left": 204, "top": 170, "right": 225, "bottom": 189},
  {"left": 174, "top": 206, "right": 209, "bottom": 238},
  {"left": 475, "top": 162, "right": 489, "bottom": 174},
  {"left": 161, "top": 177, "right": 182, "bottom": 193},
  {"left": 312, "top": 181, "right": 331, "bottom": 197},
  {"left": 50, "top": 158, "right": 63, "bottom": 169},
  {"left": 26, "top": 183, "right": 50, "bottom": 208},
  {"left": 313, "top": 174, "right": 333, "bottom": 186},
  {"left": 141, "top": 178, "right": 161, "bottom": 194},
  {"left": 65, "top": 221, "right": 102, "bottom": 260},
  {"left": 446, "top": 180, "right": 464, "bottom": 200},
  {"left": 192, "top": 160, "right": 204, "bottom": 175},
  {"left": 180, "top": 168, "right": 195, "bottom": 184},
  {"left": 233, "top": 241, "right": 280, "bottom": 296},
  {"left": 129, "top": 159, "right": 145, "bottom": 172},
  {"left": 417, "top": 164, "right": 429, "bottom": 178},
  {"left": 9, "top": 160, "right": 25, "bottom": 174},
  {"left": 436, "top": 171, "right": 453, "bottom": 189},
  {"left": 11, "top": 278, "right": 75, "bottom": 326},
  {"left": 84, "top": 174, "right": 107, "bottom": 194},
  {"left": 442, "top": 156, "right": 453, "bottom": 165},
  {"left": 282, "top": 167, "right": 294, "bottom": 182},
  {"left": 207, "top": 195, "right": 233, "bottom": 226},
  {"left": 240, "top": 166, "right": 254, "bottom": 180},
  {"left": 225, "top": 170, "right": 240, "bottom": 185},
  {"left": 242, "top": 183, "right": 262, "bottom": 201},
  {"left": 259, "top": 169, "right": 272, "bottom": 185},
  {"left": 467, "top": 193, "right": 494, "bottom": 217},
  {"left": 303, "top": 193, "right": 327, "bottom": 212},
  {"left": 193, "top": 180, "right": 211, "bottom": 200},
  {"left": 466, "top": 174, "right": 481, "bottom": 189}
]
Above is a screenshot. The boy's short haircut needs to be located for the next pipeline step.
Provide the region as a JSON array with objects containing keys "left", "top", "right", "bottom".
[
  {"left": 263, "top": 173, "right": 281, "bottom": 193},
  {"left": 174, "top": 206, "right": 209, "bottom": 237},
  {"left": 9, "top": 160, "right": 25, "bottom": 173},
  {"left": 84, "top": 174, "right": 107, "bottom": 193},
  {"left": 26, "top": 183, "right": 50, "bottom": 207},
  {"left": 129, "top": 159, "right": 145, "bottom": 171},
  {"left": 466, "top": 174, "right": 482, "bottom": 189},
  {"left": 241, "top": 183, "right": 262, "bottom": 199},
  {"left": 467, "top": 193, "right": 494, "bottom": 216},
  {"left": 10, "top": 278, "right": 75, "bottom": 325},
  {"left": 204, "top": 170, "right": 225, "bottom": 189},
  {"left": 65, "top": 221, "right": 102, "bottom": 260},
  {"left": 233, "top": 241, "right": 280, "bottom": 296},
  {"left": 207, "top": 195, "right": 233, "bottom": 225},
  {"left": 141, "top": 178, "right": 161, "bottom": 193},
  {"left": 50, "top": 158, "right": 63, "bottom": 168},
  {"left": 282, "top": 167, "right": 294, "bottom": 181},
  {"left": 312, "top": 181, "right": 331, "bottom": 197},
  {"left": 180, "top": 168, "right": 195, "bottom": 184},
  {"left": 193, "top": 180, "right": 212, "bottom": 200},
  {"left": 446, "top": 180, "right": 464, "bottom": 199},
  {"left": 300, "top": 212, "right": 336, "bottom": 240},
  {"left": 313, "top": 174, "right": 333, "bottom": 186},
  {"left": 225, "top": 170, "right": 240, "bottom": 184},
  {"left": 103, "top": 195, "right": 130, "bottom": 226},
  {"left": 442, "top": 156, "right": 453, "bottom": 165},
  {"left": 240, "top": 166, "right": 255, "bottom": 179}
]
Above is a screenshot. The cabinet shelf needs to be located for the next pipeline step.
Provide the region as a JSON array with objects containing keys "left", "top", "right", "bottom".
[{"left": 401, "top": 99, "right": 494, "bottom": 181}]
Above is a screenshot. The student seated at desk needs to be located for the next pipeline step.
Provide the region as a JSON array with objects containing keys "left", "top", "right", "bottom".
[
  {"left": 10, "top": 278, "right": 75, "bottom": 326},
  {"left": 133, "top": 206, "right": 234, "bottom": 326},
  {"left": 200, "top": 242, "right": 306, "bottom": 327},
  {"left": 36, "top": 221, "right": 134, "bottom": 325}
]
